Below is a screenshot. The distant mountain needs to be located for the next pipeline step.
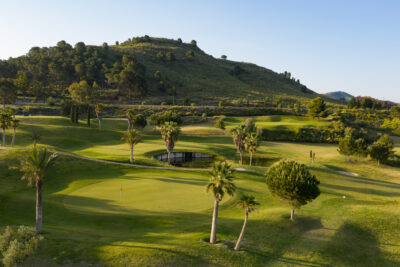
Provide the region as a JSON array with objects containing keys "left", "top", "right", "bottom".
[{"left": 324, "top": 91, "right": 353, "bottom": 101}]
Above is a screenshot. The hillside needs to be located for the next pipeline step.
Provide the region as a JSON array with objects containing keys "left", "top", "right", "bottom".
[
  {"left": 324, "top": 91, "right": 353, "bottom": 101},
  {"left": 115, "top": 37, "right": 318, "bottom": 103},
  {"left": 0, "top": 36, "right": 332, "bottom": 105}
]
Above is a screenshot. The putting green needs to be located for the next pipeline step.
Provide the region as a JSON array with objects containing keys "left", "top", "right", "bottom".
[{"left": 63, "top": 173, "right": 227, "bottom": 215}]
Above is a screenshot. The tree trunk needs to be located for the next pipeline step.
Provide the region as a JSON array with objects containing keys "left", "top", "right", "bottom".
[
  {"left": 240, "top": 152, "right": 243, "bottom": 165},
  {"left": 290, "top": 208, "right": 295, "bottom": 221},
  {"left": 234, "top": 209, "right": 248, "bottom": 251},
  {"left": 2, "top": 128, "right": 5, "bottom": 146},
  {"left": 210, "top": 199, "right": 219, "bottom": 244},
  {"left": 70, "top": 106, "right": 74, "bottom": 123},
  {"left": 249, "top": 152, "right": 253, "bottom": 166},
  {"left": 167, "top": 151, "right": 171, "bottom": 165},
  {"left": 75, "top": 106, "right": 79, "bottom": 124},
  {"left": 36, "top": 179, "right": 43, "bottom": 234},
  {"left": 130, "top": 145, "right": 134, "bottom": 163},
  {"left": 87, "top": 106, "right": 91, "bottom": 127},
  {"left": 11, "top": 128, "right": 16, "bottom": 146},
  {"left": 34, "top": 141, "right": 37, "bottom": 148}
]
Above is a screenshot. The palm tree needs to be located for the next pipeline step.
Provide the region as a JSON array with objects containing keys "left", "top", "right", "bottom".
[
  {"left": 19, "top": 148, "right": 57, "bottom": 233},
  {"left": 126, "top": 109, "right": 135, "bottom": 130},
  {"left": 10, "top": 118, "right": 19, "bottom": 147},
  {"left": 234, "top": 195, "right": 259, "bottom": 251},
  {"left": 31, "top": 132, "right": 41, "bottom": 148},
  {"left": 206, "top": 161, "right": 236, "bottom": 244},
  {"left": 94, "top": 103, "right": 106, "bottom": 130},
  {"left": 245, "top": 132, "right": 260, "bottom": 166},
  {"left": 0, "top": 112, "right": 11, "bottom": 146},
  {"left": 122, "top": 129, "right": 142, "bottom": 163},
  {"left": 158, "top": 121, "right": 180, "bottom": 164},
  {"left": 231, "top": 125, "right": 247, "bottom": 165}
]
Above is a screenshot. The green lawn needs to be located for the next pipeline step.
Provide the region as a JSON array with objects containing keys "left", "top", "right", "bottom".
[
  {"left": 225, "top": 115, "right": 331, "bottom": 131},
  {"left": 0, "top": 116, "right": 399, "bottom": 266}
]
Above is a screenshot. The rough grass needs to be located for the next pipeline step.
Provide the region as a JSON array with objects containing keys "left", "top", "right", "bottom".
[{"left": 0, "top": 116, "right": 399, "bottom": 266}]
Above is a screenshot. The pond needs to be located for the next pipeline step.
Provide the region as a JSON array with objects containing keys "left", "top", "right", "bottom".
[{"left": 154, "top": 152, "right": 215, "bottom": 168}]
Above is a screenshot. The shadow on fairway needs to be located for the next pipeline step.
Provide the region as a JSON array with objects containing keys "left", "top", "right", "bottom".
[{"left": 320, "top": 222, "right": 397, "bottom": 266}]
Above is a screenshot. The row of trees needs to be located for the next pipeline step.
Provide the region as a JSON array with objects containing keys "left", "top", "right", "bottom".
[
  {"left": 348, "top": 96, "right": 396, "bottom": 110},
  {"left": 231, "top": 119, "right": 262, "bottom": 165}
]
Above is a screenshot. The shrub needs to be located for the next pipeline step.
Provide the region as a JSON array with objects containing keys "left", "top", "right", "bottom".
[
  {"left": 369, "top": 134, "right": 394, "bottom": 165},
  {"left": 156, "top": 51, "right": 165, "bottom": 61},
  {"left": 131, "top": 114, "right": 147, "bottom": 128},
  {"left": 148, "top": 110, "right": 182, "bottom": 126},
  {"left": 201, "top": 113, "right": 207, "bottom": 122},
  {"left": 154, "top": 70, "right": 161, "bottom": 80},
  {"left": 186, "top": 50, "right": 195, "bottom": 58},
  {"left": 0, "top": 226, "right": 42, "bottom": 267},
  {"left": 47, "top": 96, "right": 56, "bottom": 106},
  {"left": 166, "top": 52, "right": 176, "bottom": 62}
]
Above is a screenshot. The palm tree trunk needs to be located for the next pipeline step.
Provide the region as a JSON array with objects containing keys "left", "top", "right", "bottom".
[
  {"left": 11, "top": 128, "right": 16, "bottom": 146},
  {"left": 240, "top": 152, "right": 243, "bottom": 165},
  {"left": 167, "top": 151, "right": 171, "bottom": 165},
  {"left": 36, "top": 179, "right": 43, "bottom": 234},
  {"left": 2, "top": 128, "right": 5, "bottom": 146},
  {"left": 290, "top": 208, "right": 295, "bottom": 221},
  {"left": 130, "top": 145, "right": 134, "bottom": 163},
  {"left": 234, "top": 209, "right": 248, "bottom": 251},
  {"left": 210, "top": 199, "right": 219, "bottom": 244},
  {"left": 249, "top": 152, "right": 253, "bottom": 166},
  {"left": 98, "top": 118, "right": 102, "bottom": 130}
]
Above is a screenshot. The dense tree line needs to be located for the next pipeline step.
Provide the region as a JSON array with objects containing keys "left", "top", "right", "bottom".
[
  {"left": 0, "top": 41, "right": 147, "bottom": 102},
  {"left": 348, "top": 96, "right": 396, "bottom": 110}
]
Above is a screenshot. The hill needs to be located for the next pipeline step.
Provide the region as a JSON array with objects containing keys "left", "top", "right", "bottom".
[
  {"left": 324, "top": 91, "right": 353, "bottom": 101},
  {"left": 0, "top": 36, "right": 332, "bottom": 105}
]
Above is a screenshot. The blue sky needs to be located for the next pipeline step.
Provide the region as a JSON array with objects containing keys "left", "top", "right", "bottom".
[{"left": 0, "top": 0, "right": 399, "bottom": 101}]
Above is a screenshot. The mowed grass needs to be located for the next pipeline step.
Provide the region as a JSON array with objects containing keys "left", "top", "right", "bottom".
[
  {"left": 226, "top": 115, "right": 331, "bottom": 131},
  {"left": 0, "top": 116, "right": 399, "bottom": 266}
]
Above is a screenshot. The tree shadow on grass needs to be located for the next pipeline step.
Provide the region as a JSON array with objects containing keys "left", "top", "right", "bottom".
[
  {"left": 321, "top": 183, "right": 400, "bottom": 197},
  {"left": 311, "top": 164, "right": 400, "bottom": 190},
  {"left": 320, "top": 222, "right": 397, "bottom": 266}
]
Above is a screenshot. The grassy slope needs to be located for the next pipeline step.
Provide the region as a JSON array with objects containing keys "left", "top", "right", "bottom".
[
  {"left": 115, "top": 37, "right": 322, "bottom": 103},
  {"left": 0, "top": 116, "right": 399, "bottom": 266}
]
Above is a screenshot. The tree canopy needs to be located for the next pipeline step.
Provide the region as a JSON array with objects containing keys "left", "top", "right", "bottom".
[
  {"left": 307, "top": 97, "right": 327, "bottom": 118},
  {"left": 266, "top": 160, "right": 320, "bottom": 219},
  {"left": 368, "top": 134, "right": 394, "bottom": 165}
]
